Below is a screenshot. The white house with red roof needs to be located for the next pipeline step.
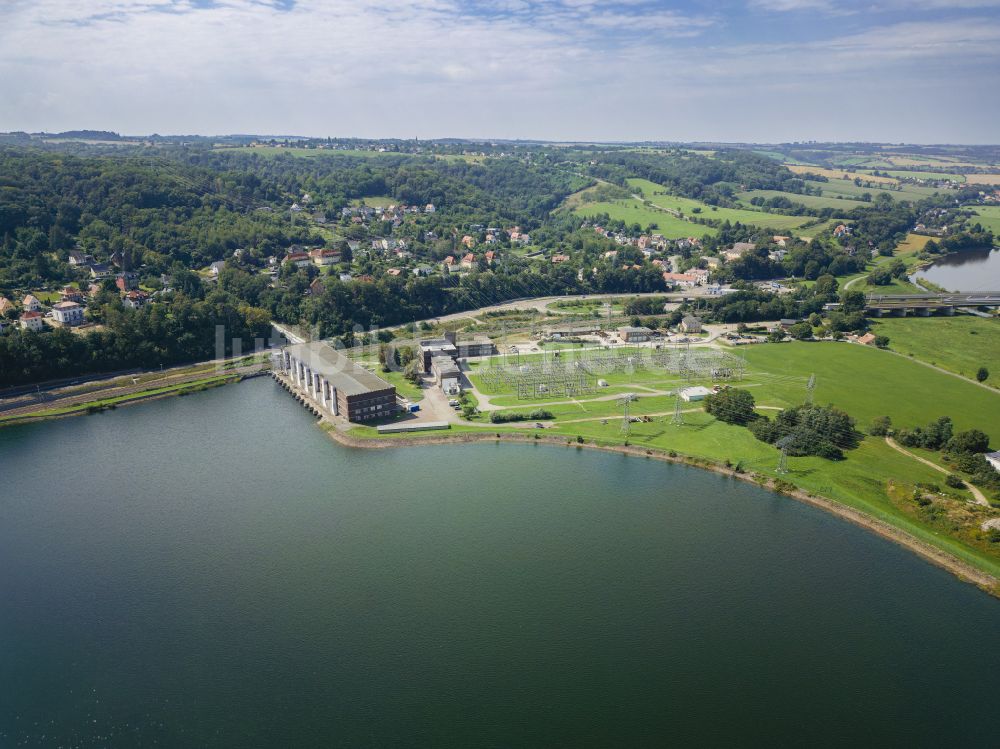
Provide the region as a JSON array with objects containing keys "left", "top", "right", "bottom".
[{"left": 20, "top": 310, "right": 44, "bottom": 331}]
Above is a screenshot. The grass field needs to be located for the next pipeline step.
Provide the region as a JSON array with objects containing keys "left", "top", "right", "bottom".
[
  {"left": 572, "top": 198, "right": 715, "bottom": 238},
  {"left": 971, "top": 206, "right": 1000, "bottom": 235},
  {"left": 786, "top": 165, "right": 898, "bottom": 184},
  {"left": 622, "top": 179, "right": 816, "bottom": 232},
  {"left": 736, "top": 189, "right": 864, "bottom": 212},
  {"left": 895, "top": 233, "right": 934, "bottom": 255},
  {"left": 818, "top": 179, "right": 941, "bottom": 202},
  {"left": 352, "top": 195, "right": 396, "bottom": 207},
  {"left": 739, "top": 342, "right": 1000, "bottom": 438},
  {"left": 870, "top": 316, "right": 1000, "bottom": 385}
]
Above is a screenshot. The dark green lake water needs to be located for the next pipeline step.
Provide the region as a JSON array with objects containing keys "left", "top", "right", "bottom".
[{"left": 2, "top": 378, "right": 998, "bottom": 747}]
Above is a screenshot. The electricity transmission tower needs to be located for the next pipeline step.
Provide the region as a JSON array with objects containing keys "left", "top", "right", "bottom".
[
  {"left": 805, "top": 373, "right": 816, "bottom": 405},
  {"left": 776, "top": 434, "right": 795, "bottom": 474},
  {"left": 672, "top": 392, "right": 684, "bottom": 425},
  {"left": 618, "top": 393, "right": 638, "bottom": 436}
]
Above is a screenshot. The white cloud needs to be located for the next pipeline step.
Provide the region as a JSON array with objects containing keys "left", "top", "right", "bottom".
[{"left": 0, "top": 1, "right": 996, "bottom": 141}]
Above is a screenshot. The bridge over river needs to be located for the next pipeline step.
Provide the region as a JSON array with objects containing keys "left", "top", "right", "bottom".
[{"left": 865, "top": 292, "right": 1000, "bottom": 315}]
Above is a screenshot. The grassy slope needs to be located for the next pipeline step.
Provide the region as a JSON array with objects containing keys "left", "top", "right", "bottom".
[
  {"left": 572, "top": 198, "right": 715, "bottom": 238},
  {"left": 736, "top": 189, "right": 862, "bottom": 212},
  {"left": 627, "top": 179, "right": 815, "bottom": 231},
  {"left": 871, "top": 316, "right": 1000, "bottom": 385},
  {"left": 971, "top": 206, "right": 1000, "bottom": 235},
  {"left": 740, "top": 342, "right": 1000, "bottom": 439}
]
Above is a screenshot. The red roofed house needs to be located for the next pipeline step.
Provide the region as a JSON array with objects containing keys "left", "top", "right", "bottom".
[
  {"left": 123, "top": 290, "right": 149, "bottom": 310},
  {"left": 461, "top": 253, "right": 476, "bottom": 269},
  {"left": 22, "top": 294, "right": 41, "bottom": 312},
  {"left": 662, "top": 272, "right": 699, "bottom": 288},
  {"left": 20, "top": 310, "right": 44, "bottom": 332},
  {"left": 551, "top": 254, "right": 570, "bottom": 264}
]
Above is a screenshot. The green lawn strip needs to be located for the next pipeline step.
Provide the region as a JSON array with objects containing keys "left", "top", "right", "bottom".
[{"left": 871, "top": 316, "right": 1000, "bottom": 384}]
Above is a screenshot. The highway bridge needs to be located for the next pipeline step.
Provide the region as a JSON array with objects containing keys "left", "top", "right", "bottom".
[{"left": 865, "top": 292, "right": 1000, "bottom": 315}]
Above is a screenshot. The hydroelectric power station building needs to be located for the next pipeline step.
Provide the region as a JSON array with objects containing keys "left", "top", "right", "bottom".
[{"left": 282, "top": 341, "right": 397, "bottom": 423}]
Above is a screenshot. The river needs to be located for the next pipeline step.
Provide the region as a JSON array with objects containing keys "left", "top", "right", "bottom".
[
  {"left": 913, "top": 246, "right": 1000, "bottom": 291},
  {"left": 1, "top": 378, "right": 998, "bottom": 747}
]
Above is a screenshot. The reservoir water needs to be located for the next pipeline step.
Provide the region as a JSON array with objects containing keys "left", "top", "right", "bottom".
[
  {"left": 913, "top": 246, "right": 1000, "bottom": 291},
  {"left": 2, "top": 378, "right": 999, "bottom": 747}
]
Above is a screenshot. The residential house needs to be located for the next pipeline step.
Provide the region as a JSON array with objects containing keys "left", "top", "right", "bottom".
[
  {"left": 115, "top": 272, "right": 140, "bottom": 292},
  {"left": 209, "top": 260, "right": 227, "bottom": 278},
  {"left": 723, "top": 242, "right": 756, "bottom": 262},
  {"left": 425, "top": 203, "right": 436, "bottom": 213},
  {"left": 0, "top": 296, "right": 14, "bottom": 316},
  {"left": 60, "top": 286, "right": 84, "bottom": 303},
  {"left": 284, "top": 251, "right": 311, "bottom": 268},
  {"left": 20, "top": 310, "right": 44, "bottom": 332},
  {"left": 460, "top": 253, "right": 476, "bottom": 269},
  {"left": 484, "top": 250, "right": 496, "bottom": 265},
  {"left": 52, "top": 301, "right": 85, "bottom": 326},
  {"left": 68, "top": 250, "right": 96, "bottom": 267},
  {"left": 310, "top": 248, "right": 341, "bottom": 267},
  {"left": 308, "top": 277, "right": 326, "bottom": 296},
  {"left": 22, "top": 294, "right": 41, "bottom": 312},
  {"left": 123, "top": 290, "right": 149, "bottom": 310},
  {"left": 461, "top": 235, "right": 475, "bottom": 249},
  {"left": 387, "top": 268, "right": 402, "bottom": 276},
  {"left": 772, "top": 235, "right": 790, "bottom": 247},
  {"left": 857, "top": 332, "right": 877, "bottom": 346},
  {"left": 89, "top": 263, "right": 113, "bottom": 280},
  {"left": 551, "top": 254, "right": 570, "bottom": 264}
]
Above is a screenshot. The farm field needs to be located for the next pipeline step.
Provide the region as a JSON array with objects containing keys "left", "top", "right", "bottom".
[
  {"left": 786, "top": 164, "right": 898, "bottom": 184},
  {"left": 870, "top": 316, "right": 1000, "bottom": 385},
  {"left": 963, "top": 174, "right": 1000, "bottom": 186},
  {"left": 860, "top": 169, "right": 965, "bottom": 183},
  {"left": 971, "top": 206, "right": 1000, "bottom": 234}
]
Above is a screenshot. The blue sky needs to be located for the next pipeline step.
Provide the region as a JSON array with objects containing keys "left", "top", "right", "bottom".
[{"left": 1, "top": 0, "right": 998, "bottom": 142}]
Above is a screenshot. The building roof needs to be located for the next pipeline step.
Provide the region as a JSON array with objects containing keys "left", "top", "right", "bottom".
[
  {"left": 23, "top": 294, "right": 39, "bottom": 305},
  {"left": 618, "top": 326, "right": 653, "bottom": 334},
  {"left": 53, "top": 301, "right": 81, "bottom": 310},
  {"left": 431, "top": 356, "right": 461, "bottom": 377},
  {"left": 21, "top": 310, "right": 42, "bottom": 319},
  {"left": 285, "top": 341, "right": 394, "bottom": 396},
  {"left": 682, "top": 315, "right": 701, "bottom": 325}
]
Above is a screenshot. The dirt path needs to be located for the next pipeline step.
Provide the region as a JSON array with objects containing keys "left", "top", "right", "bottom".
[{"left": 885, "top": 436, "right": 990, "bottom": 507}]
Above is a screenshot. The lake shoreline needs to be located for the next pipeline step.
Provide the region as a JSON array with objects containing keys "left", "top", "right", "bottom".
[{"left": 323, "top": 422, "right": 1000, "bottom": 599}]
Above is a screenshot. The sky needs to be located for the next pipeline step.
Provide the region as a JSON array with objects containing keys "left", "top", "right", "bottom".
[{"left": 1, "top": 0, "right": 999, "bottom": 143}]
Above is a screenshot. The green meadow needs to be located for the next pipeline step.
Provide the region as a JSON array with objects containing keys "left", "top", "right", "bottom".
[
  {"left": 870, "top": 316, "right": 1000, "bottom": 385},
  {"left": 971, "top": 206, "right": 1000, "bottom": 235}
]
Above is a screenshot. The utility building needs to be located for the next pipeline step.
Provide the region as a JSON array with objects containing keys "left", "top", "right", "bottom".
[{"left": 282, "top": 341, "right": 397, "bottom": 422}]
